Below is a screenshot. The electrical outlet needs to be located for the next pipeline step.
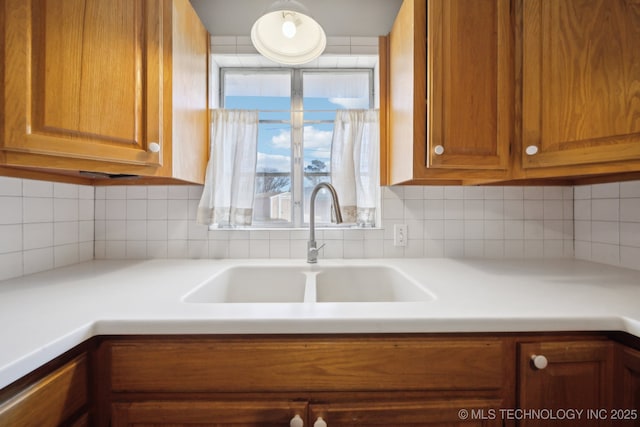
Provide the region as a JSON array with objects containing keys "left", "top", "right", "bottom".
[{"left": 394, "top": 224, "right": 408, "bottom": 247}]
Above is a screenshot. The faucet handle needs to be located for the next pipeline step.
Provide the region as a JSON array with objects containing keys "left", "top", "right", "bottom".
[
  {"left": 307, "top": 242, "right": 326, "bottom": 263},
  {"left": 309, "top": 243, "right": 325, "bottom": 255}
]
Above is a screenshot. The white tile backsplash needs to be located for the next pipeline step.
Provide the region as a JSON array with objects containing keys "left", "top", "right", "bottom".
[
  {"left": 0, "top": 177, "right": 94, "bottom": 281},
  {"left": 621, "top": 198, "right": 640, "bottom": 222},
  {"left": 54, "top": 182, "right": 79, "bottom": 199},
  {"left": 591, "top": 182, "right": 620, "bottom": 199},
  {"left": 54, "top": 221, "right": 79, "bottom": 246},
  {"left": 621, "top": 180, "right": 640, "bottom": 198},
  {"left": 54, "top": 198, "right": 79, "bottom": 222},
  {"left": 0, "top": 177, "right": 22, "bottom": 196},
  {"left": 91, "top": 184, "right": 575, "bottom": 261},
  {"left": 3, "top": 176, "right": 639, "bottom": 282},
  {"left": 23, "top": 180, "right": 53, "bottom": 197},
  {"left": 0, "top": 224, "right": 22, "bottom": 253},
  {"left": 0, "top": 197, "right": 23, "bottom": 224},
  {"left": 574, "top": 180, "right": 640, "bottom": 270},
  {"left": 23, "top": 247, "right": 54, "bottom": 275},
  {"left": 23, "top": 198, "right": 54, "bottom": 223}
]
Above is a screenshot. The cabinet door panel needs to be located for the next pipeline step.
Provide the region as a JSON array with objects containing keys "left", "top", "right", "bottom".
[
  {"left": 39, "top": 0, "right": 137, "bottom": 142},
  {"left": 522, "top": 0, "right": 640, "bottom": 169},
  {"left": 111, "top": 401, "right": 308, "bottom": 427},
  {"left": 616, "top": 345, "right": 640, "bottom": 419},
  {"left": 0, "top": 354, "right": 88, "bottom": 427},
  {"left": 429, "top": 0, "right": 511, "bottom": 170},
  {"left": 387, "top": 0, "right": 427, "bottom": 184},
  {"left": 310, "top": 400, "right": 503, "bottom": 427},
  {"left": 3, "top": 0, "right": 161, "bottom": 166},
  {"left": 385, "top": 0, "right": 511, "bottom": 184},
  {"left": 519, "top": 341, "right": 614, "bottom": 427}
]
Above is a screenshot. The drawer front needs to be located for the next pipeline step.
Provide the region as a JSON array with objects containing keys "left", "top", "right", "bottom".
[
  {"left": 310, "top": 399, "right": 504, "bottom": 426},
  {"left": 111, "top": 400, "right": 308, "bottom": 426},
  {"left": 110, "top": 337, "right": 504, "bottom": 393},
  {"left": 0, "top": 354, "right": 88, "bottom": 427}
]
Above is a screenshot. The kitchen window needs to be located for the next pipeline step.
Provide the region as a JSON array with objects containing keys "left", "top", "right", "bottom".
[{"left": 221, "top": 68, "right": 374, "bottom": 228}]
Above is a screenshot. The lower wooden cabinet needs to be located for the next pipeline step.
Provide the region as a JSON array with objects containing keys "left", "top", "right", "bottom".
[
  {"left": 0, "top": 353, "right": 89, "bottom": 427},
  {"left": 616, "top": 344, "right": 640, "bottom": 426},
  {"left": 111, "top": 400, "right": 308, "bottom": 427},
  {"left": 101, "top": 335, "right": 638, "bottom": 427},
  {"left": 102, "top": 335, "right": 509, "bottom": 427},
  {"left": 3, "top": 333, "right": 640, "bottom": 426},
  {"left": 518, "top": 340, "right": 614, "bottom": 427},
  {"left": 69, "top": 412, "right": 91, "bottom": 427},
  {"left": 111, "top": 399, "right": 503, "bottom": 427},
  {"left": 309, "top": 400, "right": 503, "bottom": 427}
]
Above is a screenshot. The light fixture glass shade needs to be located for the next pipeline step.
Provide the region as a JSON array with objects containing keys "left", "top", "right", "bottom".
[{"left": 251, "top": 0, "right": 326, "bottom": 65}]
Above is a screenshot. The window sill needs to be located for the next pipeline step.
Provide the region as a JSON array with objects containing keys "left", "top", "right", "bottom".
[{"left": 208, "top": 225, "right": 383, "bottom": 232}]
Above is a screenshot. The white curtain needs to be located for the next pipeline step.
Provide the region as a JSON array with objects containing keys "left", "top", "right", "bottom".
[
  {"left": 197, "top": 110, "right": 259, "bottom": 226},
  {"left": 330, "top": 109, "right": 380, "bottom": 227}
]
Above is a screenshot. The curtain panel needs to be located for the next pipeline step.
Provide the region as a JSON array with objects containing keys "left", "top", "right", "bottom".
[
  {"left": 197, "top": 109, "right": 259, "bottom": 227},
  {"left": 330, "top": 109, "right": 380, "bottom": 227}
]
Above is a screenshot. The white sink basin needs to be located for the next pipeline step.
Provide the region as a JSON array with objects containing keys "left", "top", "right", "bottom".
[
  {"left": 315, "top": 266, "right": 434, "bottom": 302},
  {"left": 183, "top": 265, "right": 435, "bottom": 304},
  {"left": 183, "top": 266, "right": 307, "bottom": 303}
]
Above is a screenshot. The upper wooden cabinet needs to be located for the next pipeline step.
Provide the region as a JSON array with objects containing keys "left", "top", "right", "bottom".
[
  {"left": 0, "top": 0, "right": 208, "bottom": 184},
  {"left": 382, "top": 0, "right": 512, "bottom": 185},
  {"left": 383, "top": 0, "right": 640, "bottom": 185},
  {"left": 520, "top": 0, "right": 640, "bottom": 176}
]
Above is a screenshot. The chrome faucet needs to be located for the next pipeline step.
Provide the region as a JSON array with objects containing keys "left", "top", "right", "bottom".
[{"left": 308, "top": 183, "right": 343, "bottom": 263}]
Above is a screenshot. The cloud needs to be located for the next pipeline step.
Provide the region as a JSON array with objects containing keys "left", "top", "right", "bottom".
[
  {"left": 268, "top": 126, "right": 332, "bottom": 152},
  {"left": 329, "top": 98, "right": 369, "bottom": 109},
  {"left": 271, "top": 130, "right": 291, "bottom": 149},
  {"left": 304, "top": 126, "right": 332, "bottom": 150},
  {"left": 256, "top": 152, "right": 291, "bottom": 173},
  {"left": 257, "top": 152, "right": 329, "bottom": 173}
]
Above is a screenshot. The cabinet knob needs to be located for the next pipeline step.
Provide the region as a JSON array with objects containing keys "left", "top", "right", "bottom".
[
  {"left": 314, "top": 417, "right": 328, "bottom": 427},
  {"left": 531, "top": 354, "right": 548, "bottom": 370},
  {"left": 434, "top": 145, "right": 445, "bottom": 155},
  {"left": 290, "top": 414, "right": 304, "bottom": 427},
  {"left": 148, "top": 142, "right": 161, "bottom": 153},
  {"left": 525, "top": 145, "right": 538, "bottom": 156}
]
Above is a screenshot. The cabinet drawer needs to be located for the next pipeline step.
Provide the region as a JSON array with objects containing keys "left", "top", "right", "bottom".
[
  {"left": 111, "top": 400, "right": 308, "bottom": 426},
  {"left": 0, "top": 354, "right": 88, "bottom": 427},
  {"left": 109, "top": 336, "right": 505, "bottom": 393},
  {"left": 310, "top": 399, "right": 504, "bottom": 426}
]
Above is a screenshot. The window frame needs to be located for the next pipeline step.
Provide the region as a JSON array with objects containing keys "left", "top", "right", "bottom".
[{"left": 220, "top": 67, "right": 375, "bottom": 228}]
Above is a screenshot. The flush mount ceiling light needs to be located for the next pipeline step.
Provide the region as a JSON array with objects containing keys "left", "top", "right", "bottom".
[{"left": 251, "top": 0, "right": 326, "bottom": 65}]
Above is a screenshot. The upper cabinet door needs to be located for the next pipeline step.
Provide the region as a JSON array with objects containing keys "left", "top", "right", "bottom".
[
  {"left": 384, "top": 0, "right": 511, "bottom": 184},
  {"left": 428, "top": 0, "right": 511, "bottom": 171},
  {"left": 522, "top": 0, "right": 640, "bottom": 169},
  {"left": 2, "top": 0, "right": 162, "bottom": 168}
]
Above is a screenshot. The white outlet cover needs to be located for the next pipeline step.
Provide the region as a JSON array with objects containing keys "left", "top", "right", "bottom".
[{"left": 394, "top": 224, "right": 408, "bottom": 247}]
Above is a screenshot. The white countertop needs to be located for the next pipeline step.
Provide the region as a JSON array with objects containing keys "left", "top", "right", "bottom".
[{"left": 1, "top": 258, "right": 640, "bottom": 389}]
